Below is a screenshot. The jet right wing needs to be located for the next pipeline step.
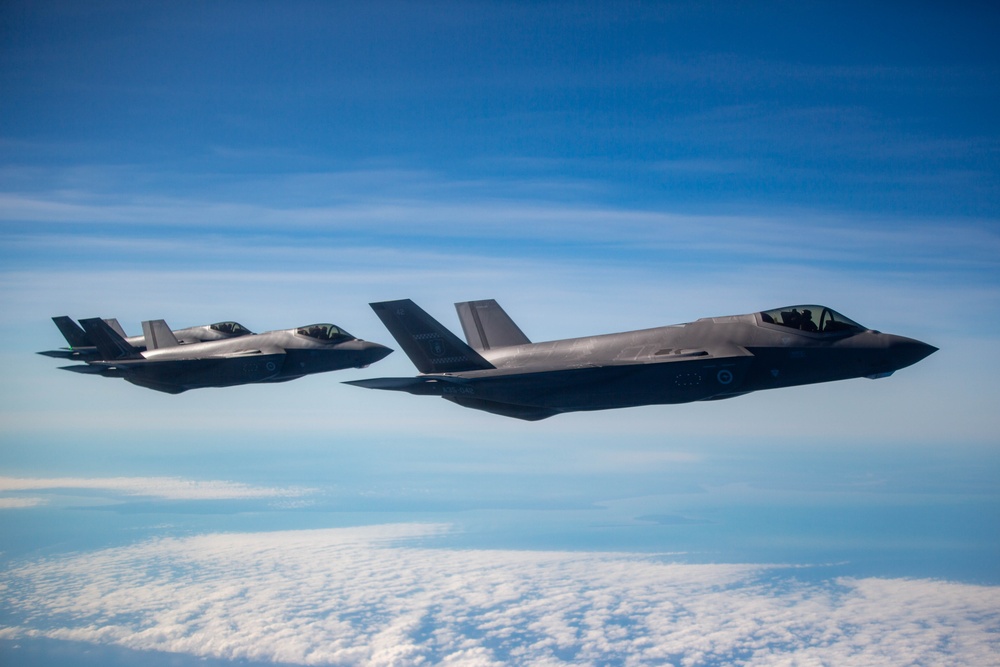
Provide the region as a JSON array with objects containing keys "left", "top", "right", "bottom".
[{"left": 369, "top": 300, "right": 495, "bottom": 374}]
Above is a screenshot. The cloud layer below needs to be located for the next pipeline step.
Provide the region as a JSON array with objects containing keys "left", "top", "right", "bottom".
[
  {"left": 2, "top": 523, "right": 998, "bottom": 666},
  {"left": 0, "top": 476, "right": 314, "bottom": 501}
]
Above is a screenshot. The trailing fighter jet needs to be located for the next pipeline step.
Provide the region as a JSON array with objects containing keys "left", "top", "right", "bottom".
[
  {"left": 346, "top": 299, "right": 937, "bottom": 421},
  {"left": 38, "top": 316, "right": 254, "bottom": 360},
  {"left": 57, "top": 318, "right": 392, "bottom": 394}
]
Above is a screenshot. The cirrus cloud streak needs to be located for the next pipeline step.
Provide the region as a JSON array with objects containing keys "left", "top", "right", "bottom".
[{"left": 0, "top": 476, "right": 315, "bottom": 501}]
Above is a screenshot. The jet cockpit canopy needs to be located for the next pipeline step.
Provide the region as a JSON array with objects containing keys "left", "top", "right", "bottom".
[
  {"left": 760, "top": 306, "right": 866, "bottom": 334},
  {"left": 210, "top": 321, "right": 253, "bottom": 335},
  {"left": 295, "top": 323, "right": 354, "bottom": 342}
]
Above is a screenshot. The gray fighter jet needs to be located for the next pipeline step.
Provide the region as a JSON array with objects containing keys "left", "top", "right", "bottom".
[
  {"left": 346, "top": 299, "right": 937, "bottom": 421},
  {"left": 38, "top": 316, "right": 254, "bottom": 360},
  {"left": 58, "top": 318, "right": 392, "bottom": 394}
]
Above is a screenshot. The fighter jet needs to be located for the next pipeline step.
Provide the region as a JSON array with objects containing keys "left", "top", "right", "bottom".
[
  {"left": 58, "top": 318, "right": 392, "bottom": 394},
  {"left": 38, "top": 316, "right": 255, "bottom": 360},
  {"left": 346, "top": 299, "right": 937, "bottom": 421}
]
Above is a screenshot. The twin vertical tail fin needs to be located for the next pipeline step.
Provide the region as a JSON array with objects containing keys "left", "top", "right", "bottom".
[
  {"left": 52, "top": 317, "right": 130, "bottom": 347},
  {"left": 104, "top": 319, "right": 128, "bottom": 338},
  {"left": 369, "top": 300, "right": 494, "bottom": 374},
  {"left": 78, "top": 318, "right": 143, "bottom": 360},
  {"left": 52, "top": 316, "right": 92, "bottom": 348},
  {"left": 141, "top": 319, "right": 180, "bottom": 350},
  {"left": 454, "top": 299, "right": 531, "bottom": 351}
]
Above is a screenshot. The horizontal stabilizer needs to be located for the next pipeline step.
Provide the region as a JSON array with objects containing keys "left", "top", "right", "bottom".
[
  {"left": 38, "top": 349, "right": 82, "bottom": 359},
  {"left": 455, "top": 299, "right": 531, "bottom": 351},
  {"left": 79, "top": 318, "right": 143, "bottom": 360},
  {"left": 52, "top": 316, "right": 92, "bottom": 348},
  {"left": 345, "top": 377, "right": 430, "bottom": 391},
  {"left": 344, "top": 376, "right": 470, "bottom": 396},
  {"left": 142, "top": 319, "right": 180, "bottom": 350},
  {"left": 369, "top": 300, "right": 494, "bottom": 374}
]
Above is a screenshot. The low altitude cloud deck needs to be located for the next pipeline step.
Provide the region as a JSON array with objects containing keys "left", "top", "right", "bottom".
[
  {"left": 2, "top": 473, "right": 999, "bottom": 666},
  {"left": 3, "top": 520, "right": 998, "bottom": 667}
]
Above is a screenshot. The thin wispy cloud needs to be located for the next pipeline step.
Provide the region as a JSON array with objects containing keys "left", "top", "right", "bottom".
[
  {"left": 0, "top": 476, "right": 315, "bottom": 501},
  {"left": 3, "top": 174, "right": 997, "bottom": 272},
  {"left": 0, "top": 497, "right": 45, "bottom": 509}
]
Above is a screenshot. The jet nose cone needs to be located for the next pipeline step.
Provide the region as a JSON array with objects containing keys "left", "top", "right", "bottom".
[
  {"left": 358, "top": 340, "right": 393, "bottom": 367},
  {"left": 888, "top": 335, "right": 938, "bottom": 370}
]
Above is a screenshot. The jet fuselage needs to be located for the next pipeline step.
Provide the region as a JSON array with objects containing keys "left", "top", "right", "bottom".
[{"left": 351, "top": 300, "right": 936, "bottom": 420}]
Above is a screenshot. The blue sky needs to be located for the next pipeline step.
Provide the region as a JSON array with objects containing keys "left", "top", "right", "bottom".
[{"left": 1, "top": 2, "right": 999, "bottom": 665}]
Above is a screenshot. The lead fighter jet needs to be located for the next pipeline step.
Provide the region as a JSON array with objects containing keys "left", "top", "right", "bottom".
[
  {"left": 346, "top": 299, "right": 937, "bottom": 421},
  {"left": 59, "top": 318, "right": 392, "bottom": 394}
]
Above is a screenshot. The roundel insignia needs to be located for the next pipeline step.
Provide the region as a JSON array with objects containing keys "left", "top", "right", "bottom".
[
  {"left": 717, "top": 369, "right": 734, "bottom": 385},
  {"left": 265, "top": 361, "right": 276, "bottom": 372}
]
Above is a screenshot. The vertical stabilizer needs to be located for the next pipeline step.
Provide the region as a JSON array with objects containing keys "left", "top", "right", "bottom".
[
  {"left": 79, "top": 318, "right": 143, "bottom": 360},
  {"left": 142, "top": 319, "right": 180, "bottom": 350},
  {"left": 52, "top": 316, "right": 92, "bottom": 348},
  {"left": 455, "top": 299, "right": 531, "bottom": 351},
  {"left": 104, "top": 319, "right": 128, "bottom": 338},
  {"left": 369, "top": 300, "right": 495, "bottom": 373}
]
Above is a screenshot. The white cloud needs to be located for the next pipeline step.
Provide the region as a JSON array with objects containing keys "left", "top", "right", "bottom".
[
  {"left": 0, "top": 476, "right": 315, "bottom": 501},
  {"left": 0, "top": 497, "right": 46, "bottom": 509},
  {"left": 2, "top": 524, "right": 997, "bottom": 666}
]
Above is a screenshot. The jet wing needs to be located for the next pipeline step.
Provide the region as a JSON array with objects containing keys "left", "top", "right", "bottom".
[
  {"left": 59, "top": 364, "right": 109, "bottom": 375},
  {"left": 84, "top": 351, "right": 286, "bottom": 389},
  {"left": 347, "top": 347, "right": 756, "bottom": 419},
  {"left": 90, "top": 349, "right": 284, "bottom": 369}
]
